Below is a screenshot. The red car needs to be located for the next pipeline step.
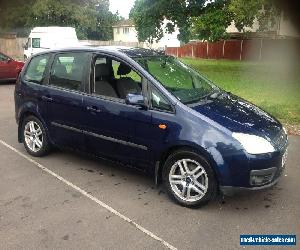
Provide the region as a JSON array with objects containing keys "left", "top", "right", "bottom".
[{"left": 0, "top": 52, "right": 24, "bottom": 82}]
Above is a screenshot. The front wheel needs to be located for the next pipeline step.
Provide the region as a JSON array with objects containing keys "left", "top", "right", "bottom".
[
  {"left": 163, "top": 149, "right": 217, "bottom": 207},
  {"left": 22, "top": 116, "right": 50, "bottom": 157}
]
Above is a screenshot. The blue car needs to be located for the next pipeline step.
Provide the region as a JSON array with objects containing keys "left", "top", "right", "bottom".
[{"left": 14, "top": 47, "right": 288, "bottom": 207}]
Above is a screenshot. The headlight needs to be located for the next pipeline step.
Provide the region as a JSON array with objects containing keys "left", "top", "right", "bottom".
[{"left": 232, "top": 133, "right": 275, "bottom": 154}]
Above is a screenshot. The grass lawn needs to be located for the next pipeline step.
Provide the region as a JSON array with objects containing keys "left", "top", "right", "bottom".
[{"left": 181, "top": 58, "right": 300, "bottom": 125}]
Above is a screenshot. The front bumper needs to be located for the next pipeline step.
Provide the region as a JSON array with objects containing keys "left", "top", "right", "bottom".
[
  {"left": 220, "top": 174, "right": 282, "bottom": 195},
  {"left": 220, "top": 146, "right": 288, "bottom": 196}
]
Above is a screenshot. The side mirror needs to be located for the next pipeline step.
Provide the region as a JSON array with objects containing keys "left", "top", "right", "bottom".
[{"left": 125, "top": 93, "right": 147, "bottom": 109}]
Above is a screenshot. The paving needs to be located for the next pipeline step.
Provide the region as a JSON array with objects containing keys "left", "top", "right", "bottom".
[{"left": 0, "top": 83, "right": 299, "bottom": 249}]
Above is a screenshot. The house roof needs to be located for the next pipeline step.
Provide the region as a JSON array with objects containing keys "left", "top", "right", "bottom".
[{"left": 112, "top": 19, "right": 135, "bottom": 28}]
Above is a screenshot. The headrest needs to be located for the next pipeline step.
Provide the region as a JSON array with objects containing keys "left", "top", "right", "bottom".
[
  {"left": 117, "top": 63, "right": 131, "bottom": 75},
  {"left": 95, "top": 64, "right": 110, "bottom": 78},
  {"left": 54, "top": 64, "right": 67, "bottom": 76}
]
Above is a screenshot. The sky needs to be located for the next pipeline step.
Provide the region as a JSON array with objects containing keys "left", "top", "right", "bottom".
[{"left": 109, "top": 0, "right": 136, "bottom": 19}]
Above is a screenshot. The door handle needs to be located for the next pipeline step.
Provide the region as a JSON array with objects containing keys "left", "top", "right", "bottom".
[
  {"left": 86, "top": 106, "right": 101, "bottom": 113},
  {"left": 42, "top": 95, "right": 53, "bottom": 102}
]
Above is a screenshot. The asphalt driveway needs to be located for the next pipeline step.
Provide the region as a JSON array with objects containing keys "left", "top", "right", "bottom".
[{"left": 0, "top": 83, "right": 299, "bottom": 249}]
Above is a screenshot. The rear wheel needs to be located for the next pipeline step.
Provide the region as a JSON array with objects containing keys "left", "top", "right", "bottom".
[
  {"left": 163, "top": 149, "right": 217, "bottom": 207},
  {"left": 22, "top": 116, "right": 50, "bottom": 157}
]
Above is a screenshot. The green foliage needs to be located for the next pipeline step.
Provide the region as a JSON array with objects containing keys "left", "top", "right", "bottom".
[
  {"left": 27, "top": 0, "right": 80, "bottom": 27},
  {"left": 191, "top": 1, "right": 232, "bottom": 42},
  {"left": 229, "top": 0, "right": 279, "bottom": 33},
  {"left": 130, "top": 0, "right": 280, "bottom": 43},
  {"left": 228, "top": 0, "right": 262, "bottom": 32},
  {"left": 0, "top": 0, "right": 35, "bottom": 32},
  {"left": 129, "top": 0, "right": 165, "bottom": 43},
  {"left": 0, "top": 0, "right": 121, "bottom": 40},
  {"left": 130, "top": 0, "right": 206, "bottom": 43},
  {"left": 89, "top": 1, "right": 121, "bottom": 40},
  {"left": 256, "top": 2, "right": 280, "bottom": 32}
]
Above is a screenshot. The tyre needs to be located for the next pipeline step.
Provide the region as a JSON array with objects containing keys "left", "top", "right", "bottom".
[
  {"left": 163, "top": 149, "right": 217, "bottom": 207},
  {"left": 22, "top": 116, "right": 50, "bottom": 157}
]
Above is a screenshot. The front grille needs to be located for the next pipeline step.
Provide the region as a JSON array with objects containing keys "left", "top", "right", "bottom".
[{"left": 273, "top": 129, "right": 288, "bottom": 150}]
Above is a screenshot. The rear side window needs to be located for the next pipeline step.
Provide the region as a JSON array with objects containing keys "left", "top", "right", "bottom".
[
  {"left": 49, "top": 53, "right": 89, "bottom": 92},
  {"left": 24, "top": 54, "right": 50, "bottom": 84}
]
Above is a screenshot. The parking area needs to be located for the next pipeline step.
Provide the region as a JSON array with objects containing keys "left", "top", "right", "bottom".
[{"left": 0, "top": 83, "right": 299, "bottom": 249}]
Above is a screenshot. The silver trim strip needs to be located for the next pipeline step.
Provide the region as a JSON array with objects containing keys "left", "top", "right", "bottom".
[{"left": 51, "top": 122, "right": 148, "bottom": 151}]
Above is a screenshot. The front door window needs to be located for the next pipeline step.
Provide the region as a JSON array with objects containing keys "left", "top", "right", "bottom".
[{"left": 92, "top": 55, "right": 142, "bottom": 100}]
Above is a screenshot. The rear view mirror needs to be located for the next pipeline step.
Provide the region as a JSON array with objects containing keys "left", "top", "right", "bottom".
[{"left": 125, "top": 93, "right": 147, "bottom": 108}]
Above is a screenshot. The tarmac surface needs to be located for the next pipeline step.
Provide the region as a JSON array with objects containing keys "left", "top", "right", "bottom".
[{"left": 0, "top": 83, "right": 299, "bottom": 249}]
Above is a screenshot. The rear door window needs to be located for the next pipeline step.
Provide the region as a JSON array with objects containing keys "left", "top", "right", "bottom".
[
  {"left": 24, "top": 54, "right": 50, "bottom": 84},
  {"left": 49, "top": 53, "right": 89, "bottom": 92}
]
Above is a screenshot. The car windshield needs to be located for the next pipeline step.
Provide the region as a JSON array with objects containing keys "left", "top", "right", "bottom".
[{"left": 134, "top": 56, "right": 218, "bottom": 104}]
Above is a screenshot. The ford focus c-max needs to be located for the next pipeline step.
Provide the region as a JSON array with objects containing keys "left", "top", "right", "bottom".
[{"left": 14, "top": 47, "right": 288, "bottom": 207}]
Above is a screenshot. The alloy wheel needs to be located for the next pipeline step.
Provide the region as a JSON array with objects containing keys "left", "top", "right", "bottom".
[
  {"left": 169, "top": 159, "right": 208, "bottom": 202},
  {"left": 24, "top": 121, "right": 43, "bottom": 153}
]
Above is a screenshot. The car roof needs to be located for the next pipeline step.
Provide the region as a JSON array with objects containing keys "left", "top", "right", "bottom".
[{"left": 32, "top": 46, "right": 165, "bottom": 58}]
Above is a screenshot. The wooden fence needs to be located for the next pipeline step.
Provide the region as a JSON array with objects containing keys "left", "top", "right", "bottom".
[
  {"left": 0, "top": 38, "right": 27, "bottom": 60},
  {"left": 1, "top": 37, "right": 299, "bottom": 61},
  {"left": 166, "top": 39, "right": 300, "bottom": 61}
]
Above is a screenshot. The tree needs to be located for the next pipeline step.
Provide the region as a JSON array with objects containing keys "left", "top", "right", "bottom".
[
  {"left": 228, "top": 0, "right": 279, "bottom": 33},
  {"left": 0, "top": 0, "right": 35, "bottom": 35},
  {"left": 85, "top": 0, "right": 121, "bottom": 40},
  {"left": 0, "top": 0, "right": 120, "bottom": 40},
  {"left": 130, "top": 0, "right": 207, "bottom": 43},
  {"left": 191, "top": 0, "right": 232, "bottom": 42},
  {"left": 130, "top": 0, "right": 280, "bottom": 43}
]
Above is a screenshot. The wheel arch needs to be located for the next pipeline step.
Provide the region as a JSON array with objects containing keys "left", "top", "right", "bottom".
[
  {"left": 155, "top": 144, "right": 220, "bottom": 187},
  {"left": 18, "top": 110, "right": 49, "bottom": 143}
]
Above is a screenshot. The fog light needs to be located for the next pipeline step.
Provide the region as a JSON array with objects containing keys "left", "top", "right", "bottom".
[{"left": 250, "top": 167, "right": 277, "bottom": 186}]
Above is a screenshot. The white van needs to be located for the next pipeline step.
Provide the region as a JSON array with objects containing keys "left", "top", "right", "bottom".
[{"left": 24, "top": 27, "right": 79, "bottom": 60}]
